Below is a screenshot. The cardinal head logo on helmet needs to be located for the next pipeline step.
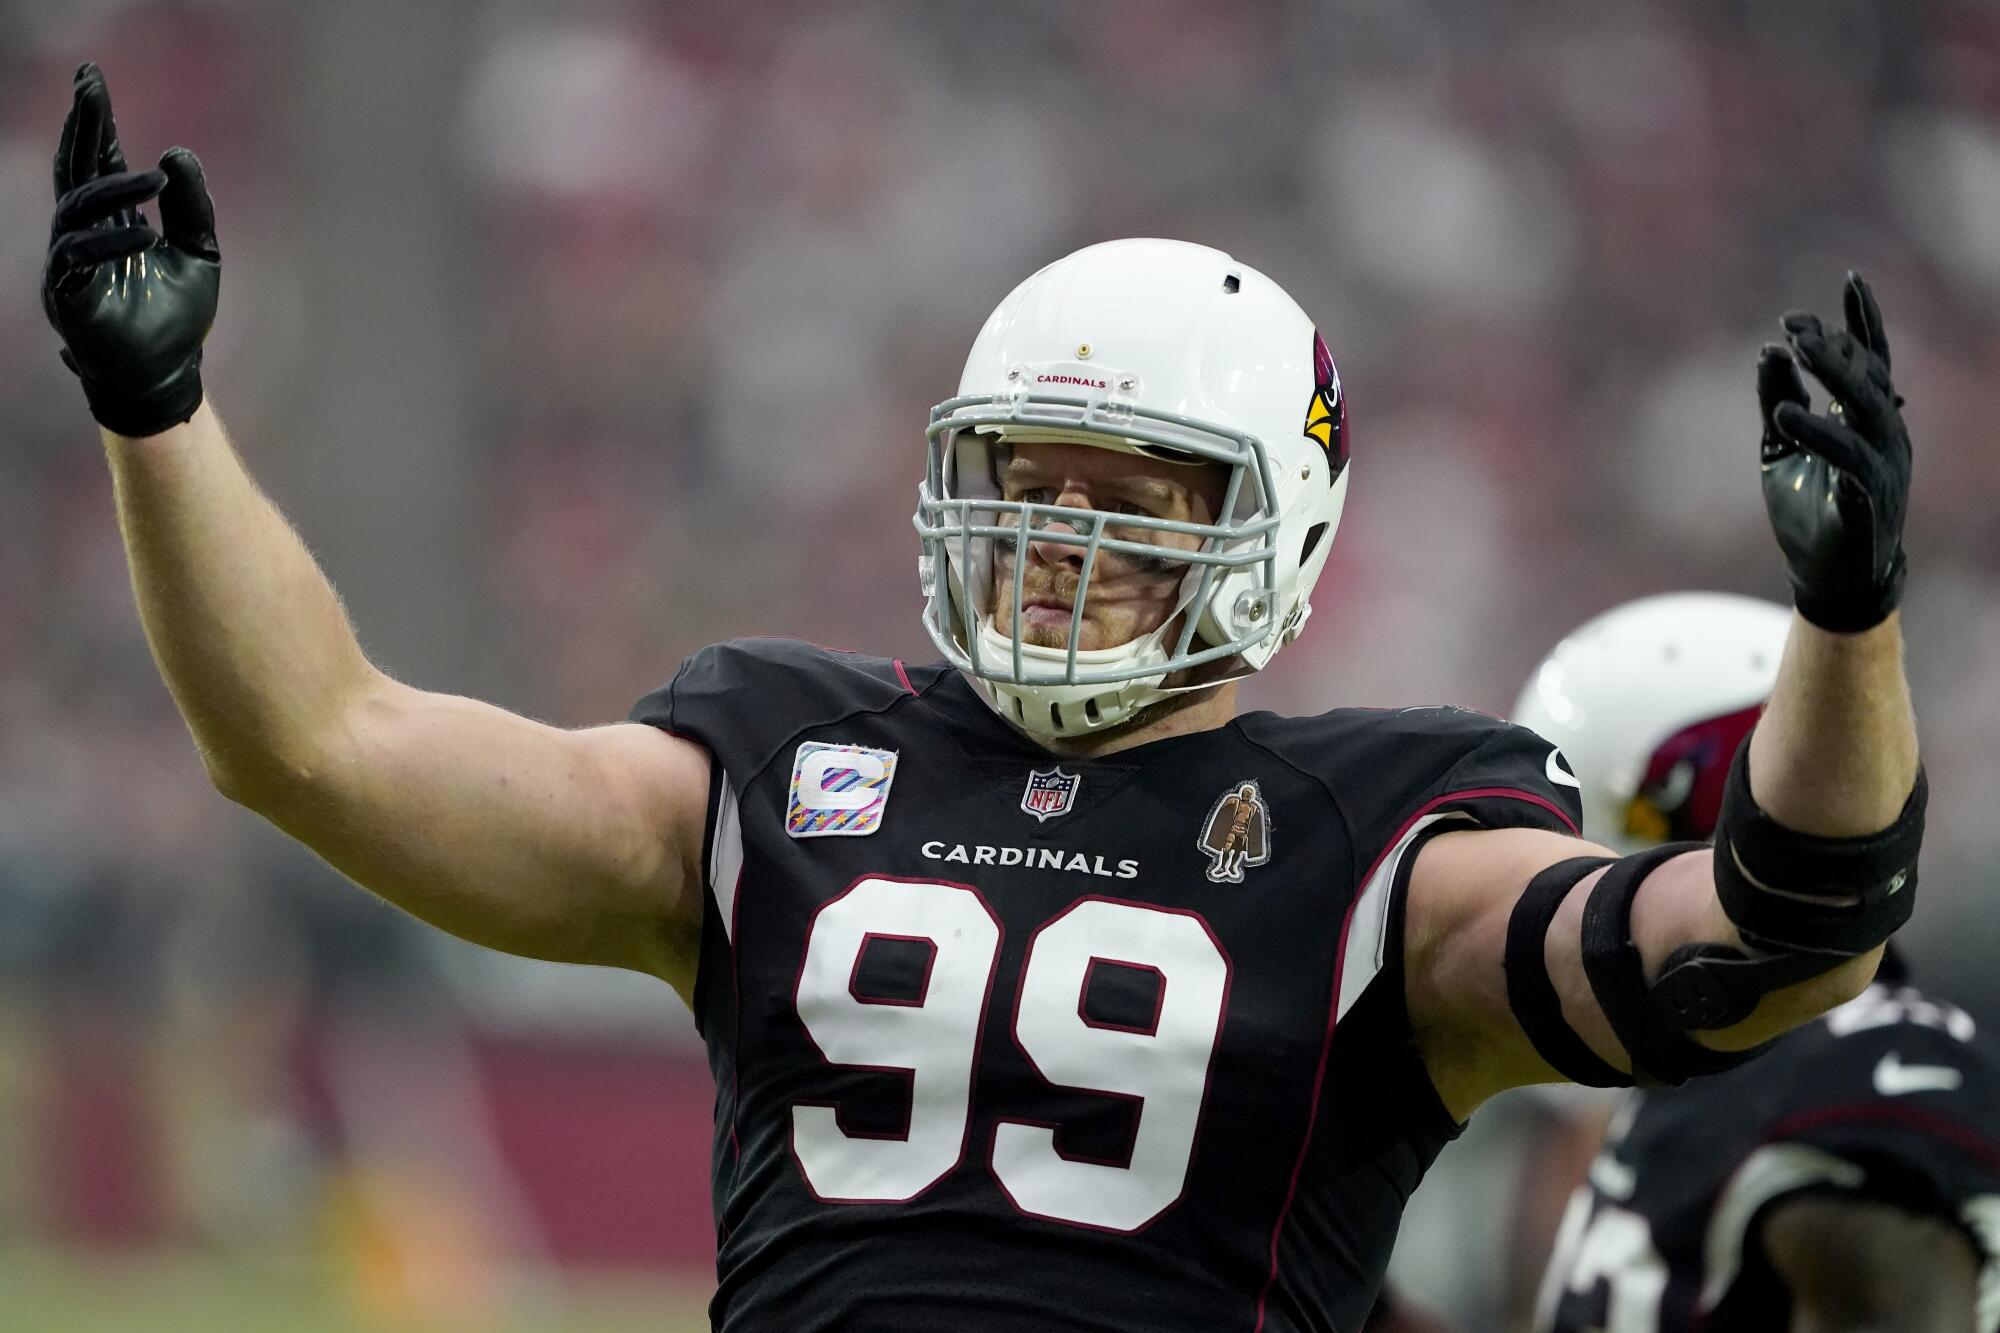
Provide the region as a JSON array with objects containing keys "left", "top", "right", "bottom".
[{"left": 1305, "top": 331, "right": 1349, "bottom": 481}]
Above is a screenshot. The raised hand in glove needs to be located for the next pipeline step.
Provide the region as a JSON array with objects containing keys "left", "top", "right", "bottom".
[
  {"left": 42, "top": 62, "right": 219, "bottom": 439},
  {"left": 1756, "top": 272, "right": 1911, "bottom": 633}
]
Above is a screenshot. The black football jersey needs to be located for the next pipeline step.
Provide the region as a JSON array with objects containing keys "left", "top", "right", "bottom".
[
  {"left": 1536, "top": 977, "right": 2000, "bottom": 1333},
  {"left": 631, "top": 639, "right": 1584, "bottom": 1333}
]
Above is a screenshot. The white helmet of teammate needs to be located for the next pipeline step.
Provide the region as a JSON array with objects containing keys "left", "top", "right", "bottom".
[
  {"left": 914, "top": 238, "right": 1351, "bottom": 737},
  {"left": 1513, "top": 592, "right": 1793, "bottom": 852}
]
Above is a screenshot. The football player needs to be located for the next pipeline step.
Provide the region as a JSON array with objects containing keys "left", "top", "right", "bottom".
[
  {"left": 43, "top": 64, "right": 1932, "bottom": 1332},
  {"left": 1520, "top": 593, "right": 1999, "bottom": 1333}
]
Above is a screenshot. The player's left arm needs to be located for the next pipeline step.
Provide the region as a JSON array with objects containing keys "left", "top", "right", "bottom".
[
  {"left": 1410, "top": 275, "right": 1924, "bottom": 1117},
  {"left": 1761, "top": 1194, "right": 1981, "bottom": 1333}
]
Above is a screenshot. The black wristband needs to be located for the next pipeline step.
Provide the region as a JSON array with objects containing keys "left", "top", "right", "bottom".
[
  {"left": 74, "top": 352, "right": 204, "bottom": 438},
  {"left": 1791, "top": 548, "right": 1906, "bottom": 635}
]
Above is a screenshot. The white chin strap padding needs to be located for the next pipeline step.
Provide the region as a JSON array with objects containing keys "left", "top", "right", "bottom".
[
  {"left": 970, "top": 619, "right": 1173, "bottom": 737},
  {"left": 980, "top": 675, "right": 1160, "bottom": 737}
]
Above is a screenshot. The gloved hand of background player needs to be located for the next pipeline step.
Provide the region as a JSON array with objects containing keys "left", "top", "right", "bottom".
[
  {"left": 1756, "top": 273, "right": 1911, "bottom": 633},
  {"left": 42, "top": 62, "right": 219, "bottom": 439}
]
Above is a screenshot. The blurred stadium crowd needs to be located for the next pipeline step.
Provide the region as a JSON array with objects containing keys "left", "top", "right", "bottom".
[{"left": 2, "top": 0, "right": 1999, "bottom": 1327}]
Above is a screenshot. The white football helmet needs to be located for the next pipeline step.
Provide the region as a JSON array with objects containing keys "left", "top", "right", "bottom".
[
  {"left": 914, "top": 238, "right": 1351, "bottom": 737},
  {"left": 1513, "top": 592, "right": 1793, "bottom": 852}
]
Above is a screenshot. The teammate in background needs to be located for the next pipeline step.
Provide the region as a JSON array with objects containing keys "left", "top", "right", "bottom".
[
  {"left": 1520, "top": 594, "right": 1999, "bottom": 1333},
  {"left": 44, "top": 64, "right": 1932, "bottom": 1332}
]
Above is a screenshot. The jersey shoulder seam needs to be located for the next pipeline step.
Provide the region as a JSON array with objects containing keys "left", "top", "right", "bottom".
[
  {"left": 724, "top": 671, "right": 939, "bottom": 796},
  {"left": 1230, "top": 721, "right": 1362, "bottom": 893},
  {"left": 1230, "top": 708, "right": 1541, "bottom": 886}
]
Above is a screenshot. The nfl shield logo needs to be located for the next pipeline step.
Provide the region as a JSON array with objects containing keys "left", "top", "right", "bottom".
[{"left": 1020, "top": 767, "right": 1082, "bottom": 822}]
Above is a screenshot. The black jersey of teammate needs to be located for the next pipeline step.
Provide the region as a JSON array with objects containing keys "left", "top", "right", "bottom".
[
  {"left": 632, "top": 639, "right": 1584, "bottom": 1333},
  {"left": 1536, "top": 971, "right": 2000, "bottom": 1333}
]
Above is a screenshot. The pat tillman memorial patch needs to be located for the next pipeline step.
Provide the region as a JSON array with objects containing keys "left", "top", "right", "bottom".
[{"left": 1198, "top": 780, "right": 1271, "bottom": 883}]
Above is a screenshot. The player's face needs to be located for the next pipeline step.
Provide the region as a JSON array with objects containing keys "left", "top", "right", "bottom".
[{"left": 990, "top": 440, "right": 1229, "bottom": 652}]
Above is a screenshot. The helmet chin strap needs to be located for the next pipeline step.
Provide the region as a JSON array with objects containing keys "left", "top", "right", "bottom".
[
  {"left": 966, "top": 610, "right": 1241, "bottom": 739},
  {"left": 969, "top": 614, "right": 1175, "bottom": 737}
]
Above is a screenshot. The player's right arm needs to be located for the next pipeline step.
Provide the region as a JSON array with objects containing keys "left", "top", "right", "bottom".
[
  {"left": 116, "top": 405, "right": 709, "bottom": 987},
  {"left": 43, "top": 66, "right": 708, "bottom": 994},
  {"left": 1761, "top": 1194, "right": 1981, "bottom": 1333}
]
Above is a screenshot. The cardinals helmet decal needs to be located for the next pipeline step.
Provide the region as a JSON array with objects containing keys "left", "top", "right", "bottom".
[
  {"left": 1623, "top": 702, "right": 1763, "bottom": 844},
  {"left": 1305, "top": 331, "right": 1349, "bottom": 480}
]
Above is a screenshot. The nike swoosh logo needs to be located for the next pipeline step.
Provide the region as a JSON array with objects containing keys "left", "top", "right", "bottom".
[
  {"left": 1546, "top": 749, "right": 1582, "bottom": 789},
  {"left": 1873, "top": 1052, "right": 1964, "bottom": 1096}
]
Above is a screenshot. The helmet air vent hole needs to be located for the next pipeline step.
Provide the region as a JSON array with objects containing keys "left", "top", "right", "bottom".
[
  {"left": 1222, "top": 273, "right": 1241, "bottom": 294},
  {"left": 1300, "top": 521, "right": 1329, "bottom": 564},
  {"left": 1084, "top": 697, "right": 1101, "bottom": 725},
  {"left": 1050, "top": 701, "right": 1063, "bottom": 730}
]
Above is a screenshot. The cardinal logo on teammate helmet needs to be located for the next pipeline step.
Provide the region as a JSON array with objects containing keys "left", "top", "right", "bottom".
[{"left": 1623, "top": 704, "right": 1763, "bottom": 844}]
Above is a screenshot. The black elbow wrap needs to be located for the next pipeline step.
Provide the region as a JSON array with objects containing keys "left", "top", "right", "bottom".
[
  {"left": 1712, "top": 739, "right": 1926, "bottom": 956},
  {"left": 1504, "top": 855, "right": 1628, "bottom": 1087},
  {"left": 1580, "top": 844, "right": 1774, "bottom": 1087},
  {"left": 1503, "top": 849, "right": 1776, "bottom": 1088},
  {"left": 1502, "top": 756, "right": 1924, "bottom": 1091}
]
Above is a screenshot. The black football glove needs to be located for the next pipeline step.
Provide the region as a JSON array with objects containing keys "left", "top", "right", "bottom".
[
  {"left": 42, "top": 63, "right": 219, "bottom": 439},
  {"left": 1755, "top": 272, "right": 1911, "bottom": 633}
]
